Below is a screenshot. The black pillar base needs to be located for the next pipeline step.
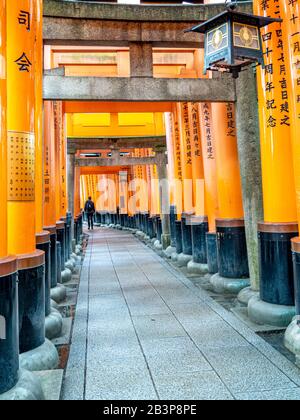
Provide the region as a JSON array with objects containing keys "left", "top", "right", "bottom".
[
  {"left": 156, "top": 217, "right": 162, "bottom": 242},
  {"left": 36, "top": 232, "right": 51, "bottom": 317},
  {"left": 66, "top": 212, "right": 72, "bottom": 259},
  {"left": 148, "top": 217, "right": 155, "bottom": 239},
  {"left": 60, "top": 217, "right": 68, "bottom": 264},
  {"left": 169, "top": 206, "right": 177, "bottom": 248},
  {"left": 56, "top": 221, "right": 66, "bottom": 271},
  {"left": 216, "top": 219, "right": 249, "bottom": 279},
  {"left": 56, "top": 242, "right": 62, "bottom": 284},
  {"left": 206, "top": 232, "right": 218, "bottom": 274},
  {"left": 18, "top": 251, "right": 45, "bottom": 355},
  {"left": 259, "top": 223, "right": 298, "bottom": 306},
  {"left": 191, "top": 217, "right": 208, "bottom": 264},
  {"left": 44, "top": 226, "right": 57, "bottom": 289},
  {"left": 181, "top": 215, "right": 193, "bottom": 256},
  {"left": 292, "top": 238, "right": 300, "bottom": 315},
  {"left": 175, "top": 220, "right": 183, "bottom": 255},
  {"left": 0, "top": 257, "right": 18, "bottom": 394}
]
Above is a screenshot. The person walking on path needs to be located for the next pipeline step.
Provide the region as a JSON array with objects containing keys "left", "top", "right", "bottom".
[{"left": 84, "top": 196, "right": 95, "bottom": 230}]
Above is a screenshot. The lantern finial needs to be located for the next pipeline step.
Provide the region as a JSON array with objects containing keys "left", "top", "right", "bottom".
[{"left": 225, "top": 0, "right": 237, "bottom": 11}]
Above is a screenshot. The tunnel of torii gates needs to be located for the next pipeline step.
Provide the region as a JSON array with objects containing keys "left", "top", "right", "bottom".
[{"left": 2, "top": 0, "right": 300, "bottom": 399}]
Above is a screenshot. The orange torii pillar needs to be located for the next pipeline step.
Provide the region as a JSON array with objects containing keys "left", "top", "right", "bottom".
[
  {"left": 137, "top": 149, "right": 150, "bottom": 236},
  {"left": 7, "top": 0, "right": 58, "bottom": 372},
  {"left": 149, "top": 160, "right": 160, "bottom": 240},
  {"left": 67, "top": 147, "right": 82, "bottom": 255},
  {"left": 249, "top": 0, "right": 298, "bottom": 328},
  {"left": 164, "top": 112, "right": 177, "bottom": 255},
  {"left": 143, "top": 150, "right": 154, "bottom": 238},
  {"left": 34, "top": 3, "right": 63, "bottom": 343},
  {"left": 58, "top": 103, "right": 75, "bottom": 273},
  {"left": 177, "top": 103, "right": 194, "bottom": 267},
  {"left": 187, "top": 102, "right": 209, "bottom": 275},
  {"left": 44, "top": 103, "right": 66, "bottom": 305},
  {"left": 118, "top": 171, "right": 128, "bottom": 228},
  {"left": 209, "top": 103, "right": 250, "bottom": 295},
  {"left": 281, "top": 1, "right": 300, "bottom": 357},
  {"left": 168, "top": 105, "right": 184, "bottom": 262},
  {"left": 73, "top": 158, "right": 82, "bottom": 245},
  {"left": 199, "top": 103, "right": 219, "bottom": 275},
  {"left": 54, "top": 102, "right": 72, "bottom": 283},
  {"left": 0, "top": 0, "right": 19, "bottom": 396},
  {"left": 155, "top": 146, "right": 171, "bottom": 250}
]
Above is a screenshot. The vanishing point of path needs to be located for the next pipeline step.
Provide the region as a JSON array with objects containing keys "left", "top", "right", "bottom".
[{"left": 62, "top": 228, "right": 300, "bottom": 400}]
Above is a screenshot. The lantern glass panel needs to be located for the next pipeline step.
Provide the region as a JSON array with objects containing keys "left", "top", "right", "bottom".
[
  {"left": 207, "top": 23, "right": 229, "bottom": 56},
  {"left": 233, "top": 23, "right": 260, "bottom": 50}
]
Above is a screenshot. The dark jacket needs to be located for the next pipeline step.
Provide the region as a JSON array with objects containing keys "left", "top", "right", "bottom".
[{"left": 84, "top": 200, "right": 95, "bottom": 214}]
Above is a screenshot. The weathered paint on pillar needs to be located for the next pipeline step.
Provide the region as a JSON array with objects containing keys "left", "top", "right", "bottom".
[{"left": 235, "top": 67, "right": 264, "bottom": 292}]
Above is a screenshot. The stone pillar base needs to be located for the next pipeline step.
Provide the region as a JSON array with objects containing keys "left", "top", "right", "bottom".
[
  {"left": 171, "top": 252, "right": 179, "bottom": 262},
  {"left": 61, "top": 268, "right": 72, "bottom": 283},
  {"left": 71, "top": 253, "right": 81, "bottom": 265},
  {"left": 136, "top": 230, "right": 146, "bottom": 239},
  {"left": 19, "top": 339, "right": 59, "bottom": 372},
  {"left": 50, "top": 284, "right": 67, "bottom": 304},
  {"left": 177, "top": 253, "right": 193, "bottom": 267},
  {"left": 248, "top": 296, "right": 295, "bottom": 328},
  {"left": 154, "top": 240, "right": 163, "bottom": 252},
  {"left": 284, "top": 318, "right": 300, "bottom": 365},
  {"left": 187, "top": 260, "right": 209, "bottom": 275},
  {"left": 210, "top": 273, "right": 250, "bottom": 295},
  {"left": 164, "top": 246, "right": 176, "bottom": 259},
  {"left": 161, "top": 234, "right": 171, "bottom": 250},
  {"left": 45, "top": 308, "right": 63, "bottom": 340},
  {"left": 0, "top": 370, "right": 45, "bottom": 401},
  {"left": 237, "top": 286, "right": 259, "bottom": 306},
  {"left": 65, "top": 259, "right": 75, "bottom": 273}
]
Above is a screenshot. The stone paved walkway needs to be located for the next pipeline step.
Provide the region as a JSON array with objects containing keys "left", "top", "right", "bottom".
[{"left": 62, "top": 228, "right": 300, "bottom": 400}]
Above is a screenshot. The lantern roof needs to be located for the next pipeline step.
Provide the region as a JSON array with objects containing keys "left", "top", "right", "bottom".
[{"left": 186, "top": 9, "right": 282, "bottom": 34}]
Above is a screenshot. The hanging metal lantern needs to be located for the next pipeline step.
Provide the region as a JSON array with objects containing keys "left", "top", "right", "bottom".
[{"left": 186, "top": 0, "right": 281, "bottom": 78}]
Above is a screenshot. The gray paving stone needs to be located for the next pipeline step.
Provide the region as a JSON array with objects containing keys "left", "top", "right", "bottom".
[
  {"left": 235, "top": 387, "right": 300, "bottom": 400},
  {"left": 154, "top": 371, "right": 234, "bottom": 400},
  {"left": 202, "top": 345, "right": 295, "bottom": 394},
  {"left": 132, "top": 314, "right": 187, "bottom": 341},
  {"left": 187, "top": 320, "right": 250, "bottom": 349},
  {"left": 142, "top": 337, "right": 212, "bottom": 374},
  {"left": 85, "top": 359, "right": 157, "bottom": 400}
]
